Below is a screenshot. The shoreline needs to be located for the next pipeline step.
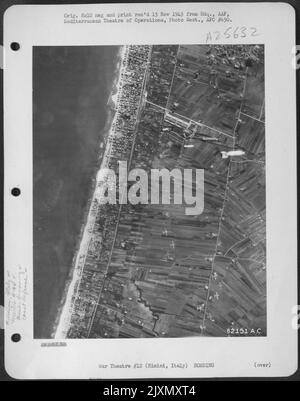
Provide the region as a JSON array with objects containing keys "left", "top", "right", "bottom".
[{"left": 53, "top": 46, "right": 127, "bottom": 339}]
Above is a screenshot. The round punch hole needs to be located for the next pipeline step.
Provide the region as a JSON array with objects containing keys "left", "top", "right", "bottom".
[
  {"left": 10, "top": 42, "right": 20, "bottom": 51},
  {"left": 11, "top": 333, "right": 21, "bottom": 343},
  {"left": 11, "top": 187, "right": 21, "bottom": 197}
]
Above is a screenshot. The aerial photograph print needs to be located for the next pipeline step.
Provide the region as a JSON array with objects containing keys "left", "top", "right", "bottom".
[{"left": 33, "top": 44, "right": 266, "bottom": 340}]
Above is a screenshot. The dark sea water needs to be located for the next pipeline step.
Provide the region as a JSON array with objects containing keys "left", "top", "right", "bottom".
[{"left": 33, "top": 46, "right": 119, "bottom": 338}]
